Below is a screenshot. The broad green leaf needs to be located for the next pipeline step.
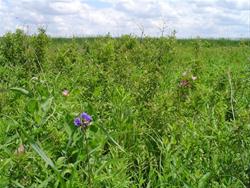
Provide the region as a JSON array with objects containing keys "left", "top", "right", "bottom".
[{"left": 41, "top": 97, "right": 53, "bottom": 113}]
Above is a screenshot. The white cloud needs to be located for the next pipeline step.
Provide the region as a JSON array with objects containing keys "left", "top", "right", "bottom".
[{"left": 0, "top": 0, "right": 249, "bottom": 38}]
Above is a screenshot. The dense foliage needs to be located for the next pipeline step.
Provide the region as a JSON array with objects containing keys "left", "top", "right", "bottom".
[{"left": 0, "top": 29, "right": 250, "bottom": 187}]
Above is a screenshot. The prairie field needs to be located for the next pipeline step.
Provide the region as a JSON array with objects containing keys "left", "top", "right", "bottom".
[{"left": 0, "top": 29, "right": 250, "bottom": 187}]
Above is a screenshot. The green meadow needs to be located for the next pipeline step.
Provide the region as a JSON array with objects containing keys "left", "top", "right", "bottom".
[{"left": 0, "top": 29, "right": 250, "bottom": 187}]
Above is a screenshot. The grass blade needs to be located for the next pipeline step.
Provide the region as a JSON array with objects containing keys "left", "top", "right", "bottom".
[
  {"left": 10, "top": 87, "right": 30, "bottom": 96},
  {"left": 30, "top": 142, "right": 58, "bottom": 172},
  {"left": 97, "top": 124, "right": 125, "bottom": 153},
  {"left": 198, "top": 172, "right": 211, "bottom": 188}
]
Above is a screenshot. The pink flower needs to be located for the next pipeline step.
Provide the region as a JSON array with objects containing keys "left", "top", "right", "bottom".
[
  {"left": 62, "top": 89, "right": 69, "bottom": 96},
  {"left": 180, "top": 79, "right": 190, "bottom": 87}
]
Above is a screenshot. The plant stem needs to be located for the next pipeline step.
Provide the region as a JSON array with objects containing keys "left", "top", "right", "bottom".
[
  {"left": 82, "top": 128, "right": 92, "bottom": 188},
  {"left": 227, "top": 70, "right": 236, "bottom": 122}
]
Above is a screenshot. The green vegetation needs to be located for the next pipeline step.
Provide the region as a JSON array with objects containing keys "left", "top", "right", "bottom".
[{"left": 0, "top": 29, "right": 250, "bottom": 187}]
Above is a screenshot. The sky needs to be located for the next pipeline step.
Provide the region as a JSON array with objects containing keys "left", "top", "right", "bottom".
[{"left": 0, "top": 0, "right": 249, "bottom": 38}]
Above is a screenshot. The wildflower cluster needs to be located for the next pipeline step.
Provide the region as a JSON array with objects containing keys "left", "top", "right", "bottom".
[
  {"left": 177, "top": 70, "right": 198, "bottom": 101},
  {"left": 179, "top": 70, "right": 197, "bottom": 88},
  {"left": 74, "top": 112, "right": 92, "bottom": 128}
]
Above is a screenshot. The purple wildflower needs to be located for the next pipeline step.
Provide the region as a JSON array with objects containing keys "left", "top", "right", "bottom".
[
  {"left": 81, "top": 112, "right": 92, "bottom": 122},
  {"left": 74, "top": 112, "right": 92, "bottom": 128},
  {"left": 74, "top": 117, "right": 81, "bottom": 126}
]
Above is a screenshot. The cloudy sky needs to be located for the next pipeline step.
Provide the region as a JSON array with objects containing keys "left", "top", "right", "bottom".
[{"left": 0, "top": 0, "right": 249, "bottom": 38}]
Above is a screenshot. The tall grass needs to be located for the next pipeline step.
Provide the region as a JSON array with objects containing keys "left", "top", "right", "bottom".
[{"left": 0, "top": 29, "right": 250, "bottom": 187}]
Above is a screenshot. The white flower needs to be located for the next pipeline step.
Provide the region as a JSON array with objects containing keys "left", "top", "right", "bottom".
[
  {"left": 31, "top": 77, "right": 39, "bottom": 82},
  {"left": 182, "top": 71, "right": 187, "bottom": 76},
  {"left": 192, "top": 75, "right": 197, "bottom": 81}
]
